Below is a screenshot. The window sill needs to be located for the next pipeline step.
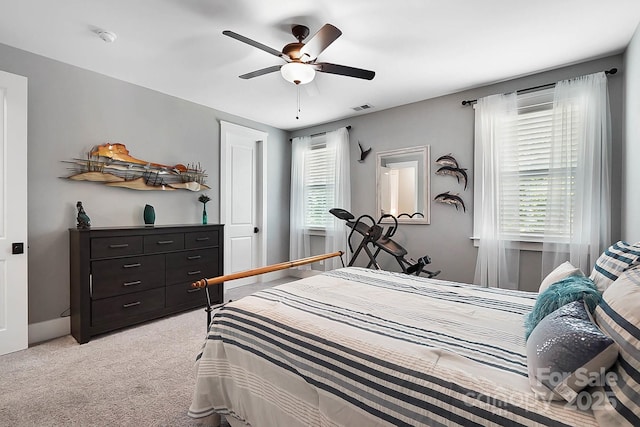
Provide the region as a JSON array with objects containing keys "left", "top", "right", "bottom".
[
  {"left": 470, "top": 237, "right": 543, "bottom": 252},
  {"left": 306, "top": 227, "right": 327, "bottom": 237}
]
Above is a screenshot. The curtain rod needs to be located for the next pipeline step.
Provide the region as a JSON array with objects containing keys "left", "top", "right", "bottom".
[
  {"left": 289, "top": 125, "right": 351, "bottom": 142},
  {"left": 461, "top": 68, "right": 618, "bottom": 106}
]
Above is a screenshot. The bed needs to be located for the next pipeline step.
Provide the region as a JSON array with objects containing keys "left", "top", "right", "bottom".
[{"left": 188, "top": 266, "right": 608, "bottom": 426}]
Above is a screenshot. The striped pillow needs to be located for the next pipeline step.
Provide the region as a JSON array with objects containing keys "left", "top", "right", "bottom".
[
  {"left": 589, "top": 241, "right": 640, "bottom": 292},
  {"left": 592, "top": 267, "right": 640, "bottom": 426}
]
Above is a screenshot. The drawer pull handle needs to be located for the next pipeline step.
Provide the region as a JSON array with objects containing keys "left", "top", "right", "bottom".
[
  {"left": 109, "top": 244, "right": 129, "bottom": 249},
  {"left": 123, "top": 263, "right": 141, "bottom": 269},
  {"left": 123, "top": 280, "right": 142, "bottom": 287},
  {"left": 123, "top": 301, "right": 141, "bottom": 308},
  {"left": 195, "top": 237, "right": 210, "bottom": 241},
  {"left": 187, "top": 288, "right": 201, "bottom": 293},
  {"left": 157, "top": 240, "right": 174, "bottom": 245},
  {"left": 187, "top": 270, "right": 202, "bottom": 276},
  {"left": 187, "top": 255, "right": 202, "bottom": 260}
]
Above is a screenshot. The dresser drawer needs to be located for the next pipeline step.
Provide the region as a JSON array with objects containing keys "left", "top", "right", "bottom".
[
  {"left": 166, "top": 263, "right": 218, "bottom": 286},
  {"left": 165, "top": 248, "right": 218, "bottom": 269},
  {"left": 185, "top": 230, "right": 220, "bottom": 249},
  {"left": 91, "top": 236, "right": 143, "bottom": 259},
  {"left": 91, "top": 255, "right": 165, "bottom": 299},
  {"left": 91, "top": 287, "right": 165, "bottom": 325},
  {"left": 143, "top": 233, "right": 184, "bottom": 253},
  {"left": 165, "top": 282, "right": 209, "bottom": 308}
]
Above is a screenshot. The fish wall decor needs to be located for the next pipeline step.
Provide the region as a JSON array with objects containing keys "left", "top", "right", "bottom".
[
  {"left": 435, "top": 153, "right": 459, "bottom": 168},
  {"left": 434, "top": 191, "right": 466, "bottom": 212},
  {"left": 435, "top": 165, "right": 468, "bottom": 190},
  {"left": 435, "top": 153, "right": 468, "bottom": 190}
]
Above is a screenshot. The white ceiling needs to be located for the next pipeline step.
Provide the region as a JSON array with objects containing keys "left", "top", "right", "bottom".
[{"left": 2, "top": 0, "right": 640, "bottom": 131}]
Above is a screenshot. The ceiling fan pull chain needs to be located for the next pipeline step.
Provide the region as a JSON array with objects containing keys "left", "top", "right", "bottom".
[{"left": 296, "top": 84, "right": 301, "bottom": 120}]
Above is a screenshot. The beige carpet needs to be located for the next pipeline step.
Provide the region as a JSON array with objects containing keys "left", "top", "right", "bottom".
[{"left": 0, "top": 278, "right": 295, "bottom": 427}]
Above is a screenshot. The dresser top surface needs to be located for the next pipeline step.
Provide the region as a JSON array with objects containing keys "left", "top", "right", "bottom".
[{"left": 70, "top": 224, "right": 223, "bottom": 233}]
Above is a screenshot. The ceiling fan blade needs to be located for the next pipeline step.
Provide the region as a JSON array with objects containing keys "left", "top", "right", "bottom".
[
  {"left": 239, "top": 65, "right": 282, "bottom": 79},
  {"left": 299, "top": 24, "right": 342, "bottom": 61},
  {"left": 314, "top": 63, "right": 375, "bottom": 80},
  {"left": 223, "top": 30, "right": 286, "bottom": 59}
]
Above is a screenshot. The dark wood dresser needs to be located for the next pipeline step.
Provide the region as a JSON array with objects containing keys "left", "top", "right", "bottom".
[{"left": 69, "top": 224, "right": 223, "bottom": 344}]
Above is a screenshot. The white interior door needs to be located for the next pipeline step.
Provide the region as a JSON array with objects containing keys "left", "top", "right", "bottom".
[
  {"left": 0, "top": 70, "right": 28, "bottom": 355},
  {"left": 220, "top": 122, "right": 267, "bottom": 288}
]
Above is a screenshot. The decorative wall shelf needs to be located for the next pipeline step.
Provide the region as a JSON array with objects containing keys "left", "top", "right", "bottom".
[{"left": 62, "top": 143, "right": 209, "bottom": 191}]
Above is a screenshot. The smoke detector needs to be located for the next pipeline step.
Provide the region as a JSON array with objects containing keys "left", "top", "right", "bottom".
[{"left": 96, "top": 30, "right": 117, "bottom": 43}]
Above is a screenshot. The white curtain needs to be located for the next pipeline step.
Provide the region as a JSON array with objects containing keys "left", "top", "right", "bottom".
[
  {"left": 289, "top": 127, "right": 351, "bottom": 271},
  {"left": 473, "top": 93, "right": 521, "bottom": 289},
  {"left": 289, "top": 135, "right": 312, "bottom": 269},
  {"left": 542, "top": 72, "right": 611, "bottom": 275},
  {"left": 324, "top": 127, "right": 351, "bottom": 270}
]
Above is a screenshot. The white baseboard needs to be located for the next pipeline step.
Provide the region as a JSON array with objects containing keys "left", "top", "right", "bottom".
[{"left": 28, "top": 317, "right": 70, "bottom": 345}]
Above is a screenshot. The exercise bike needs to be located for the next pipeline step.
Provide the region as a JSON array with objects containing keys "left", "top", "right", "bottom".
[{"left": 329, "top": 208, "right": 440, "bottom": 278}]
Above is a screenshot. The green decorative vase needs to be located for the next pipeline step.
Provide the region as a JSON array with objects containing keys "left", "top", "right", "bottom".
[
  {"left": 202, "top": 205, "right": 208, "bottom": 225},
  {"left": 144, "top": 204, "right": 155, "bottom": 225}
]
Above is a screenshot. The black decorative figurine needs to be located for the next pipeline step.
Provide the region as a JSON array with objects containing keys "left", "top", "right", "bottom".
[{"left": 76, "top": 201, "right": 91, "bottom": 229}]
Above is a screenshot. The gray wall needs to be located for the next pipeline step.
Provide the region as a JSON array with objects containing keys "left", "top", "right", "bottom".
[
  {"left": 623, "top": 23, "right": 640, "bottom": 243},
  {"left": 292, "top": 54, "right": 625, "bottom": 292},
  {"left": 0, "top": 43, "right": 290, "bottom": 327}
]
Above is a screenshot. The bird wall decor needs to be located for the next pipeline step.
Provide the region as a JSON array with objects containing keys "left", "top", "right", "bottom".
[{"left": 358, "top": 141, "right": 372, "bottom": 163}]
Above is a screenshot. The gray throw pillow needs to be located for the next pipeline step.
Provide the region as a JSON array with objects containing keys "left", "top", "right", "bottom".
[{"left": 526, "top": 300, "right": 618, "bottom": 403}]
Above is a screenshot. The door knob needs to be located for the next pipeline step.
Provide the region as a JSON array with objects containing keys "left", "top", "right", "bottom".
[
  {"left": 12, "top": 242, "right": 24, "bottom": 254},
  {"left": 254, "top": 227, "right": 259, "bottom": 233}
]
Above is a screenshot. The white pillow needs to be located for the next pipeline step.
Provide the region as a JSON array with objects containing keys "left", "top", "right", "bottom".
[{"left": 539, "top": 261, "right": 585, "bottom": 293}]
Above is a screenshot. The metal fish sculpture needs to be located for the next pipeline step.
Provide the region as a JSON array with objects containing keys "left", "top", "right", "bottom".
[
  {"left": 434, "top": 191, "right": 466, "bottom": 212},
  {"left": 435, "top": 165, "right": 468, "bottom": 190},
  {"left": 435, "top": 153, "right": 459, "bottom": 168}
]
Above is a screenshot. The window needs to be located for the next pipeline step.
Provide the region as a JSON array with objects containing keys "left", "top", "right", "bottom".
[
  {"left": 474, "top": 72, "right": 611, "bottom": 287},
  {"left": 290, "top": 127, "right": 351, "bottom": 268},
  {"left": 474, "top": 87, "right": 579, "bottom": 243},
  {"left": 304, "top": 136, "right": 335, "bottom": 228}
]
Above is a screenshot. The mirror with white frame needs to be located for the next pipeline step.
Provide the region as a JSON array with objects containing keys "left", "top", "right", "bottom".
[{"left": 376, "top": 146, "right": 430, "bottom": 224}]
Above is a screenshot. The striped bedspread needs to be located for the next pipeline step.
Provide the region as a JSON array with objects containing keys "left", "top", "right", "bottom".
[{"left": 189, "top": 267, "right": 598, "bottom": 426}]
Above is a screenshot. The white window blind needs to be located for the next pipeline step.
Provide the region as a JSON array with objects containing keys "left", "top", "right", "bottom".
[
  {"left": 497, "top": 88, "right": 578, "bottom": 241},
  {"left": 304, "top": 138, "right": 335, "bottom": 228}
]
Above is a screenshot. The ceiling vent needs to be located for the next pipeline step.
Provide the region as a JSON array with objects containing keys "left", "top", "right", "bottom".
[{"left": 352, "top": 104, "right": 374, "bottom": 111}]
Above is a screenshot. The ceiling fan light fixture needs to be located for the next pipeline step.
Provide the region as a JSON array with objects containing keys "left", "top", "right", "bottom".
[{"left": 280, "top": 62, "right": 315, "bottom": 85}]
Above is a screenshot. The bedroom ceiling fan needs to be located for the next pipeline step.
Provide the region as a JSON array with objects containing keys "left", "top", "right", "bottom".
[{"left": 223, "top": 23, "right": 375, "bottom": 85}]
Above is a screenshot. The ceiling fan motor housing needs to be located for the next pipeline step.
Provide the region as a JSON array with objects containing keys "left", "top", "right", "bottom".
[{"left": 282, "top": 42, "right": 305, "bottom": 61}]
